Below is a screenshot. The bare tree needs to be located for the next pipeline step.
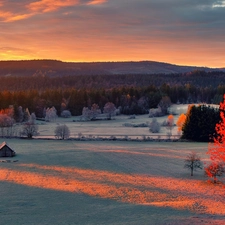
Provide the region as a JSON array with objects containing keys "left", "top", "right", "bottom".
[
  {"left": 184, "top": 152, "right": 203, "bottom": 176},
  {"left": 55, "top": 124, "right": 70, "bottom": 140},
  {"left": 205, "top": 162, "right": 224, "bottom": 183},
  {"left": 21, "top": 122, "right": 38, "bottom": 139}
]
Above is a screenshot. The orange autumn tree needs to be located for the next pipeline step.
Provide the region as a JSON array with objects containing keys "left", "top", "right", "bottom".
[
  {"left": 207, "top": 94, "right": 225, "bottom": 182},
  {"left": 176, "top": 113, "right": 186, "bottom": 135}
]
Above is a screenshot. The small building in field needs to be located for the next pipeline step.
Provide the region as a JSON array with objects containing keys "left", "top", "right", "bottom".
[{"left": 0, "top": 142, "right": 16, "bottom": 157}]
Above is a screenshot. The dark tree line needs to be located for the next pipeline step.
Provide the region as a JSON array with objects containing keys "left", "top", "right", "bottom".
[
  {"left": 0, "top": 84, "right": 223, "bottom": 118},
  {"left": 0, "top": 70, "right": 225, "bottom": 117},
  {"left": 1, "top": 71, "right": 225, "bottom": 91},
  {"left": 182, "top": 105, "right": 220, "bottom": 142}
]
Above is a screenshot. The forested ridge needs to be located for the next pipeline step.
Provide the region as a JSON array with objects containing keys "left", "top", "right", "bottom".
[
  {"left": 1, "top": 70, "right": 225, "bottom": 91},
  {"left": 1, "top": 59, "right": 225, "bottom": 117},
  {"left": 0, "top": 69, "right": 225, "bottom": 117},
  {"left": 0, "top": 59, "right": 221, "bottom": 77}
]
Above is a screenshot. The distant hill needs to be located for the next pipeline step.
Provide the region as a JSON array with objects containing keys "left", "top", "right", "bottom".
[{"left": 0, "top": 60, "right": 223, "bottom": 77}]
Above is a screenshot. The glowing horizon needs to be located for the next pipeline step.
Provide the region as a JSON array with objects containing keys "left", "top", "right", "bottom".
[{"left": 1, "top": 0, "right": 225, "bottom": 68}]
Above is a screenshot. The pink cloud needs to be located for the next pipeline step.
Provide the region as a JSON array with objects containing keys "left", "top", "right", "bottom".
[
  {"left": 0, "top": 0, "right": 107, "bottom": 22},
  {"left": 87, "top": 0, "right": 107, "bottom": 5},
  {"left": 28, "top": 0, "right": 107, "bottom": 13},
  {"left": 28, "top": 0, "right": 80, "bottom": 13},
  {"left": 0, "top": 10, "right": 33, "bottom": 22}
]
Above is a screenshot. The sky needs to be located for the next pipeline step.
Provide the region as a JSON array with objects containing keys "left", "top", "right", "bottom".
[{"left": 0, "top": 0, "right": 225, "bottom": 68}]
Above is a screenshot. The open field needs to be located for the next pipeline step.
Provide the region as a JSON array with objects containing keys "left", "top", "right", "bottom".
[
  {"left": 0, "top": 139, "right": 225, "bottom": 224},
  {"left": 35, "top": 105, "right": 189, "bottom": 139},
  {"left": 32, "top": 104, "right": 218, "bottom": 139}
]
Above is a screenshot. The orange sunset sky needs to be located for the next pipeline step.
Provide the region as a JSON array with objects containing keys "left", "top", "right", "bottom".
[{"left": 0, "top": 0, "right": 225, "bottom": 68}]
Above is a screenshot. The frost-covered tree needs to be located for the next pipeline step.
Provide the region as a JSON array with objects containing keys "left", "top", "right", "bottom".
[
  {"left": 149, "top": 118, "right": 161, "bottom": 133},
  {"left": 149, "top": 107, "right": 162, "bottom": 118},
  {"left": 55, "top": 124, "right": 70, "bottom": 140},
  {"left": 0, "top": 114, "right": 14, "bottom": 137},
  {"left": 158, "top": 96, "right": 172, "bottom": 115},
  {"left": 13, "top": 105, "right": 24, "bottom": 122},
  {"left": 23, "top": 108, "right": 30, "bottom": 122},
  {"left": 45, "top": 107, "right": 57, "bottom": 122},
  {"left": 184, "top": 152, "right": 203, "bottom": 176},
  {"left": 61, "top": 110, "right": 72, "bottom": 118},
  {"left": 166, "top": 114, "right": 174, "bottom": 137},
  {"left": 82, "top": 107, "right": 92, "bottom": 121},
  {"left": 29, "top": 112, "right": 36, "bottom": 123},
  {"left": 137, "top": 96, "right": 149, "bottom": 114},
  {"left": 0, "top": 114, "right": 14, "bottom": 127},
  {"left": 82, "top": 104, "right": 101, "bottom": 121},
  {"left": 21, "top": 122, "right": 38, "bottom": 139},
  {"left": 91, "top": 103, "right": 101, "bottom": 120},
  {"left": 103, "top": 102, "right": 116, "bottom": 119}
]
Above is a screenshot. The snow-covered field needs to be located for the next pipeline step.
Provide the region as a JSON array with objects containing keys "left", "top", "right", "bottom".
[
  {"left": 35, "top": 104, "right": 218, "bottom": 139},
  {"left": 36, "top": 105, "right": 189, "bottom": 139},
  {"left": 0, "top": 139, "right": 225, "bottom": 225},
  {"left": 1, "top": 104, "right": 224, "bottom": 224}
]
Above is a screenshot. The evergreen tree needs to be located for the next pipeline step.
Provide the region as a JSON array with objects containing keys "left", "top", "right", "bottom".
[{"left": 182, "top": 105, "right": 220, "bottom": 142}]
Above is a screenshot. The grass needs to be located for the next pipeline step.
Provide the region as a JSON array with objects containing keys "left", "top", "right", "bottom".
[{"left": 0, "top": 139, "right": 225, "bottom": 224}]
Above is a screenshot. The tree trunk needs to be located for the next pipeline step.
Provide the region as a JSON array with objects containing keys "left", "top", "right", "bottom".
[{"left": 191, "top": 164, "right": 193, "bottom": 176}]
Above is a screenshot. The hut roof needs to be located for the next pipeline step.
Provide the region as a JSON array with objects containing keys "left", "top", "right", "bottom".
[
  {"left": 0, "top": 141, "right": 16, "bottom": 158},
  {"left": 0, "top": 141, "right": 7, "bottom": 149},
  {"left": 0, "top": 141, "right": 14, "bottom": 151}
]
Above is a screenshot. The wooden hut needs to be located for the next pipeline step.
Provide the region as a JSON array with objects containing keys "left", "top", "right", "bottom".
[{"left": 0, "top": 142, "right": 16, "bottom": 157}]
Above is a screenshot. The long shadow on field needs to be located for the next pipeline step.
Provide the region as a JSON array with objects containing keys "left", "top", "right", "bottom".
[{"left": 0, "top": 162, "right": 225, "bottom": 216}]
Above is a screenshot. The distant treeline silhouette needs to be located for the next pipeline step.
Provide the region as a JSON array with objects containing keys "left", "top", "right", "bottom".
[{"left": 0, "top": 70, "right": 225, "bottom": 116}]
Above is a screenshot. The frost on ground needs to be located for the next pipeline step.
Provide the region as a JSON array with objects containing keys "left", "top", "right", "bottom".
[
  {"left": 36, "top": 105, "right": 188, "bottom": 139},
  {"left": 35, "top": 104, "right": 218, "bottom": 139},
  {"left": 0, "top": 139, "right": 225, "bottom": 224}
]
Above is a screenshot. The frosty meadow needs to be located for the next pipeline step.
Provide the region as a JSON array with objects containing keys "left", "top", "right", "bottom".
[
  {"left": 1, "top": 109, "right": 225, "bottom": 224},
  {"left": 1, "top": 104, "right": 225, "bottom": 224}
]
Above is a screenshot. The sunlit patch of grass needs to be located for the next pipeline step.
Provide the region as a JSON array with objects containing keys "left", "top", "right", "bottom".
[{"left": 1, "top": 163, "right": 225, "bottom": 215}]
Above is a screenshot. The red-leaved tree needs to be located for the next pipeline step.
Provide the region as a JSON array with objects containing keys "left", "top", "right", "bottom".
[
  {"left": 207, "top": 94, "right": 225, "bottom": 182},
  {"left": 208, "top": 94, "right": 225, "bottom": 162},
  {"left": 205, "top": 162, "right": 224, "bottom": 183}
]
